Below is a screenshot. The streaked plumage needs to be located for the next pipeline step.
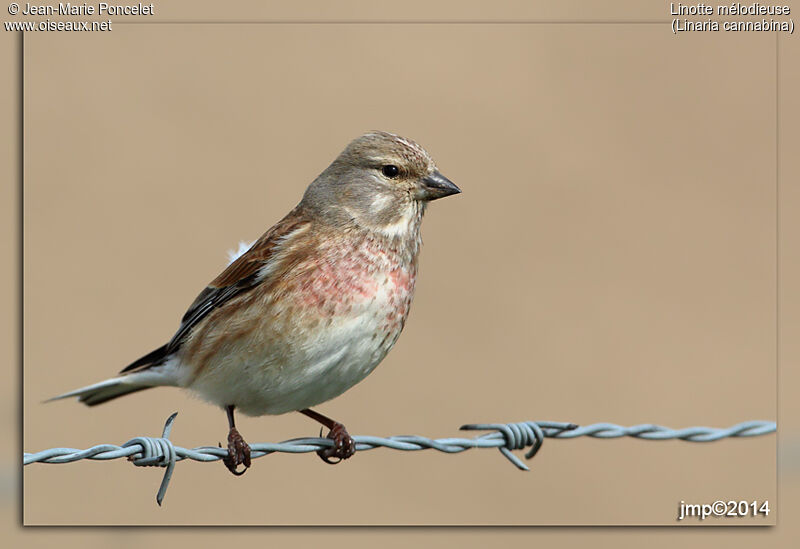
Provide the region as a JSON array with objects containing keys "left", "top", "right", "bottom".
[{"left": 51, "top": 131, "right": 460, "bottom": 473}]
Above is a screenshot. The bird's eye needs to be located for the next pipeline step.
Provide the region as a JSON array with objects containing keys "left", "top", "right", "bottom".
[{"left": 381, "top": 165, "right": 400, "bottom": 179}]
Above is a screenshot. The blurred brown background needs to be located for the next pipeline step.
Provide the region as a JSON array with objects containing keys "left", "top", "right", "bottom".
[{"left": 3, "top": 0, "right": 797, "bottom": 541}]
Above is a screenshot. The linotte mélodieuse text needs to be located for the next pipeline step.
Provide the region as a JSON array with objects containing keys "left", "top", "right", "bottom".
[
  {"left": 21, "top": 3, "right": 154, "bottom": 16},
  {"left": 670, "top": 3, "right": 793, "bottom": 32}
]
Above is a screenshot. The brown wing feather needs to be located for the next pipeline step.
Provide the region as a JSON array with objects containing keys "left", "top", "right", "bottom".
[
  {"left": 207, "top": 206, "right": 311, "bottom": 290},
  {"left": 120, "top": 207, "right": 311, "bottom": 373}
]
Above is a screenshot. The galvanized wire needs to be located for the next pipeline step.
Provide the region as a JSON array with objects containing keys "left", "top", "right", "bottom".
[{"left": 24, "top": 415, "right": 775, "bottom": 506}]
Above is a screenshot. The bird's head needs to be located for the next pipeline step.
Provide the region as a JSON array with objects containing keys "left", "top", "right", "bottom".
[{"left": 302, "top": 131, "right": 460, "bottom": 237}]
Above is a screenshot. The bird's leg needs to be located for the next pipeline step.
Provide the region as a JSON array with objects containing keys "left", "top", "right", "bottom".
[
  {"left": 300, "top": 408, "right": 356, "bottom": 464},
  {"left": 222, "top": 405, "right": 251, "bottom": 476}
]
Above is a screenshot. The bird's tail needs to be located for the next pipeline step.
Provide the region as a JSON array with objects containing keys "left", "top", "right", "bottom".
[{"left": 47, "top": 364, "right": 180, "bottom": 407}]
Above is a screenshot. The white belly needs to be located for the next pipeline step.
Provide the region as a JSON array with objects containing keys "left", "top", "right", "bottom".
[{"left": 184, "top": 279, "right": 407, "bottom": 416}]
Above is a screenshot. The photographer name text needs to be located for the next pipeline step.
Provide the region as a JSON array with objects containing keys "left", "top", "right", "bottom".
[{"left": 19, "top": 2, "right": 153, "bottom": 15}]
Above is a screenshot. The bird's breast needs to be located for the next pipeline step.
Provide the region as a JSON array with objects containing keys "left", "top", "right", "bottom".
[
  {"left": 288, "top": 235, "right": 417, "bottom": 327},
  {"left": 183, "top": 234, "right": 419, "bottom": 415}
]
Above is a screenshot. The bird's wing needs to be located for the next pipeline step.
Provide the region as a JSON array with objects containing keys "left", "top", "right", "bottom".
[{"left": 120, "top": 207, "right": 311, "bottom": 373}]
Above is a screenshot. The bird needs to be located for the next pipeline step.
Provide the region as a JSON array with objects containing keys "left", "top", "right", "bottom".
[{"left": 50, "top": 131, "right": 461, "bottom": 475}]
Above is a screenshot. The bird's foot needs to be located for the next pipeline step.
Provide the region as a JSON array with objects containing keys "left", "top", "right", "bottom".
[
  {"left": 222, "top": 427, "right": 251, "bottom": 476},
  {"left": 317, "top": 422, "right": 356, "bottom": 464}
]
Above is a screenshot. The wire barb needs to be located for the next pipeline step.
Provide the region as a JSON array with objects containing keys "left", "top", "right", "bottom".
[
  {"left": 122, "top": 412, "right": 178, "bottom": 506},
  {"left": 24, "top": 417, "right": 775, "bottom": 505},
  {"left": 460, "top": 421, "right": 578, "bottom": 470}
]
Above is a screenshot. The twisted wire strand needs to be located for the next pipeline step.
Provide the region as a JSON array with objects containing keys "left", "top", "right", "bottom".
[{"left": 23, "top": 416, "right": 775, "bottom": 506}]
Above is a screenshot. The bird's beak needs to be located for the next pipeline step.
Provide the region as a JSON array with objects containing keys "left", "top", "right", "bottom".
[{"left": 419, "top": 171, "right": 461, "bottom": 201}]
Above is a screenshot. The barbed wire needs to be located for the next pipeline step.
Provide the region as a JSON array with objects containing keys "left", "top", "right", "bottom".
[{"left": 24, "top": 414, "right": 776, "bottom": 506}]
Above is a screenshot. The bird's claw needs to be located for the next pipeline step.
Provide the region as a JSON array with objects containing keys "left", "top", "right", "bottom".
[
  {"left": 317, "top": 422, "right": 355, "bottom": 464},
  {"left": 222, "top": 427, "right": 251, "bottom": 476}
]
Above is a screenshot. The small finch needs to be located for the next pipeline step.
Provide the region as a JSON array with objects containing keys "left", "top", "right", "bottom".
[{"left": 51, "top": 131, "right": 461, "bottom": 475}]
